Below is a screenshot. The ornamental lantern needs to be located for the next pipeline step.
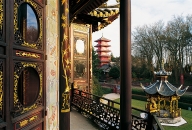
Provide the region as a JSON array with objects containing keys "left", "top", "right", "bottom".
[{"left": 140, "top": 59, "right": 189, "bottom": 124}]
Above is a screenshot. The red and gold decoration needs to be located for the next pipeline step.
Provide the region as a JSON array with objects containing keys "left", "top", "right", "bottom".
[
  {"left": 59, "top": 0, "right": 71, "bottom": 129},
  {"left": 60, "top": 0, "right": 71, "bottom": 113}
]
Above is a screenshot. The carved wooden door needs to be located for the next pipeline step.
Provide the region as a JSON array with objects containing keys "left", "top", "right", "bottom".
[
  {"left": 71, "top": 24, "right": 92, "bottom": 93},
  {"left": 0, "top": 0, "right": 46, "bottom": 129}
]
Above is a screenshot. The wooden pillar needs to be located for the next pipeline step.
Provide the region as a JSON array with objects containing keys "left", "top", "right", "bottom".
[
  {"left": 89, "top": 25, "right": 92, "bottom": 93},
  {"left": 120, "top": 0, "right": 132, "bottom": 130},
  {"left": 158, "top": 100, "right": 160, "bottom": 110},
  {"left": 59, "top": 0, "right": 70, "bottom": 130},
  {"left": 170, "top": 101, "right": 172, "bottom": 113}
]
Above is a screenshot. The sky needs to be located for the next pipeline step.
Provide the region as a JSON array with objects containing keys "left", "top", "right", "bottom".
[{"left": 92, "top": 0, "right": 192, "bottom": 57}]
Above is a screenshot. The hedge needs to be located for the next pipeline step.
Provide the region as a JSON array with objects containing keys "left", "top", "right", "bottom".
[
  {"left": 132, "top": 87, "right": 146, "bottom": 96},
  {"left": 132, "top": 87, "right": 192, "bottom": 110}
]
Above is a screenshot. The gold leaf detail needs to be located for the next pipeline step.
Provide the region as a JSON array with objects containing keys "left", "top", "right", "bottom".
[
  {"left": 65, "top": 8, "right": 69, "bottom": 13},
  {"left": 64, "top": 34, "right": 68, "bottom": 41},
  {"left": 61, "top": 14, "right": 67, "bottom": 21},
  {"left": 63, "top": 50, "right": 68, "bottom": 55},
  {"left": 62, "top": 23, "right": 66, "bottom": 28},
  {"left": 61, "top": 0, "right": 66, "bottom": 5},
  {"left": 65, "top": 59, "right": 70, "bottom": 65}
]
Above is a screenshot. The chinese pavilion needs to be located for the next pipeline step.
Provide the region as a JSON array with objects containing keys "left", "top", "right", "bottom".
[
  {"left": 94, "top": 36, "right": 111, "bottom": 67},
  {"left": 141, "top": 60, "right": 189, "bottom": 123}
]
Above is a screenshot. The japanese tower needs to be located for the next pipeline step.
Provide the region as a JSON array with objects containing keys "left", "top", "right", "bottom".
[{"left": 94, "top": 36, "right": 111, "bottom": 67}]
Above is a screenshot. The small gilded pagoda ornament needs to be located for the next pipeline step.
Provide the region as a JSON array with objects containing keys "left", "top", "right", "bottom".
[{"left": 140, "top": 59, "right": 189, "bottom": 124}]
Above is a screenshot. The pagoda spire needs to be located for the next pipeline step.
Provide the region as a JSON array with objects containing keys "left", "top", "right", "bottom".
[{"left": 94, "top": 34, "right": 111, "bottom": 67}]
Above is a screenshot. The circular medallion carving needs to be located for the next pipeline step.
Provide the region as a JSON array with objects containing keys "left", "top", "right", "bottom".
[{"left": 18, "top": 67, "right": 40, "bottom": 107}]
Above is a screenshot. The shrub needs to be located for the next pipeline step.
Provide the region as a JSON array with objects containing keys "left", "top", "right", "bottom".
[
  {"left": 180, "top": 95, "right": 192, "bottom": 104},
  {"left": 102, "top": 87, "right": 113, "bottom": 94},
  {"left": 132, "top": 87, "right": 146, "bottom": 96}
]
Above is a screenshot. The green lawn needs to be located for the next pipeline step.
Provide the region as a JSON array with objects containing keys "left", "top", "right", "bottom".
[{"left": 113, "top": 98, "right": 192, "bottom": 130}]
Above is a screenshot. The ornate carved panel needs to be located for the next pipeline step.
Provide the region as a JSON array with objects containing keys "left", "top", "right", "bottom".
[
  {"left": 14, "top": 50, "right": 42, "bottom": 59},
  {"left": 13, "top": 62, "right": 43, "bottom": 117},
  {"left": 71, "top": 23, "right": 91, "bottom": 92},
  {"left": 14, "top": 112, "right": 42, "bottom": 130},
  {"left": 74, "top": 32, "right": 88, "bottom": 58},
  {"left": 74, "top": 59, "right": 87, "bottom": 79},
  {"left": 14, "top": 0, "right": 43, "bottom": 50}
]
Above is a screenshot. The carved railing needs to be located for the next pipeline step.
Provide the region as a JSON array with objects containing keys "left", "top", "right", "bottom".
[{"left": 71, "top": 88, "right": 164, "bottom": 130}]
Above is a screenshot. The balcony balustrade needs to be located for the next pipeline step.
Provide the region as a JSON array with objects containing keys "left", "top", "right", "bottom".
[{"left": 71, "top": 88, "right": 164, "bottom": 130}]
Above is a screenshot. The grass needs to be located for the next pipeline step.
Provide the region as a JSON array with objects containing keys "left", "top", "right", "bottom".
[{"left": 113, "top": 98, "right": 192, "bottom": 130}]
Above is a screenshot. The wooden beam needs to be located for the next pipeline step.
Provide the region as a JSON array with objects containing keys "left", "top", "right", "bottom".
[
  {"left": 70, "top": 0, "right": 95, "bottom": 19},
  {"left": 70, "top": 0, "right": 106, "bottom": 21}
]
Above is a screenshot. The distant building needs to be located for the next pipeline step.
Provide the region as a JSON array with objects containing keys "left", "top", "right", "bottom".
[{"left": 94, "top": 36, "right": 111, "bottom": 67}]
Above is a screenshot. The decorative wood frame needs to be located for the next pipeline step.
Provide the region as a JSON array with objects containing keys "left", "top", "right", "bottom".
[
  {"left": 14, "top": 0, "right": 43, "bottom": 50},
  {"left": 71, "top": 24, "right": 91, "bottom": 89},
  {"left": 13, "top": 62, "right": 43, "bottom": 117}
]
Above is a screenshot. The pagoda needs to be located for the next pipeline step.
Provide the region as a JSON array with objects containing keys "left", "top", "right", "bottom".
[
  {"left": 140, "top": 59, "right": 189, "bottom": 124},
  {"left": 94, "top": 35, "right": 111, "bottom": 67}
]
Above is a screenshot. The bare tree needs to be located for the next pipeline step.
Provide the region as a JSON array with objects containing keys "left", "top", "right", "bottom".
[
  {"left": 133, "top": 25, "right": 154, "bottom": 70},
  {"left": 148, "top": 21, "right": 166, "bottom": 69},
  {"left": 164, "top": 15, "right": 192, "bottom": 84},
  {"left": 133, "top": 21, "right": 166, "bottom": 80}
]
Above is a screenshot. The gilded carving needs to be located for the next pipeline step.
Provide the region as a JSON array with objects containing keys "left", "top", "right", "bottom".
[
  {"left": 73, "top": 24, "right": 89, "bottom": 33},
  {"left": 13, "top": 62, "right": 43, "bottom": 115},
  {"left": 64, "top": 34, "right": 68, "bottom": 41},
  {"left": 0, "top": 0, "right": 3, "bottom": 40},
  {"left": 61, "top": 93, "right": 70, "bottom": 112},
  {"left": 60, "top": 0, "right": 71, "bottom": 113},
  {"left": 20, "top": 119, "right": 28, "bottom": 127},
  {"left": 61, "top": 45, "right": 71, "bottom": 93},
  {"left": 19, "top": 115, "right": 38, "bottom": 128},
  {"left": 16, "top": 50, "right": 41, "bottom": 59},
  {"left": 14, "top": 0, "right": 43, "bottom": 49},
  {"left": 61, "top": 0, "right": 66, "bottom": 5},
  {"left": 61, "top": 14, "right": 67, "bottom": 21},
  {"left": 29, "top": 115, "right": 38, "bottom": 122}
]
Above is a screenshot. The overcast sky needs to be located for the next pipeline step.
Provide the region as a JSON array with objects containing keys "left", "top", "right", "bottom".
[{"left": 92, "top": 0, "right": 192, "bottom": 57}]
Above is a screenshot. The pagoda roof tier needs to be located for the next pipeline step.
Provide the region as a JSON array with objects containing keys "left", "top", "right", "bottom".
[
  {"left": 99, "top": 60, "right": 110, "bottom": 62},
  {"left": 96, "top": 49, "right": 111, "bottom": 52},
  {"left": 98, "top": 53, "right": 110, "bottom": 56},
  {"left": 141, "top": 61, "right": 189, "bottom": 96},
  {"left": 141, "top": 81, "right": 189, "bottom": 96},
  {"left": 98, "top": 55, "right": 110, "bottom": 57},
  {"left": 94, "top": 44, "right": 111, "bottom": 47},
  {"left": 89, "top": 8, "right": 119, "bottom": 18},
  {"left": 70, "top": 0, "right": 108, "bottom": 20},
  {"left": 94, "top": 36, "right": 111, "bottom": 42},
  {"left": 69, "top": 0, "right": 120, "bottom": 32}
]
